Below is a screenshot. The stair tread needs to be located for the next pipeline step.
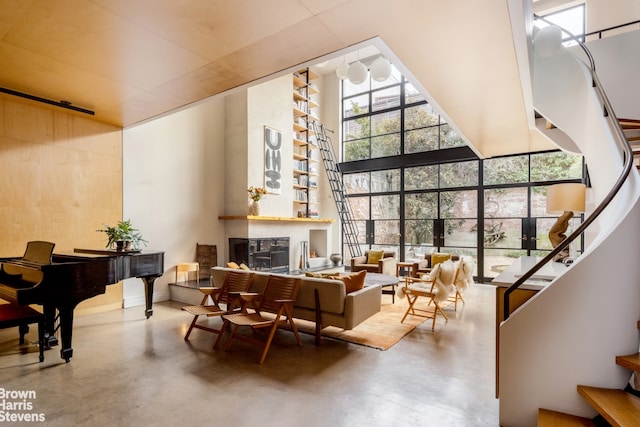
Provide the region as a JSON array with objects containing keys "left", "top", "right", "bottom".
[
  {"left": 538, "top": 408, "right": 595, "bottom": 426},
  {"left": 620, "top": 118, "right": 640, "bottom": 129},
  {"left": 616, "top": 353, "right": 640, "bottom": 371},
  {"left": 577, "top": 385, "right": 640, "bottom": 426}
]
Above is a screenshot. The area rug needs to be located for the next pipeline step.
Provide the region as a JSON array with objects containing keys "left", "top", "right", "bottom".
[{"left": 295, "top": 300, "right": 447, "bottom": 350}]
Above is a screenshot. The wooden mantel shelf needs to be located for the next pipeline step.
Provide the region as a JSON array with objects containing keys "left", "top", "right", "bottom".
[{"left": 218, "top": 215, "right": 334, "bottom": 223}]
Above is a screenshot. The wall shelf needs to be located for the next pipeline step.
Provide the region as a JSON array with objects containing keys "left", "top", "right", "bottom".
[
  {"left": 292, "top": 67, "right": 320, "bottom": 219},
  {"left": 219, "top": 215, "right": 333, "bottom": 223}
]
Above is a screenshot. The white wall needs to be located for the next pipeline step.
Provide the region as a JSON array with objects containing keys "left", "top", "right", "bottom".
[
  {"left": 577, "top": 31, "right": 640, "bottom": 119},
  {"left": 315, "top": 70, "right": 343, "bottom": 257},
  {"left": 246, "top": 75, "right": 292, "bottom": 217},
  {"left": 122, "top": 97, "right": 226, "bottom": 306}
]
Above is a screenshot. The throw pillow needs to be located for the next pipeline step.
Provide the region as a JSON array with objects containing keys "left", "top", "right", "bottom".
[
  {"left": 341, "top": 270, "right": 367, "bottom": 293},
  {"left": 239, "top": 263, "right": 251, "bottom": 271},
  {"left": 226, "top": 262, "right": 239, "bottom": 269},
  {"left": 367, "top": 250, "right": 385, "bottom": 264},
  {"left": 306, "top": 272, "right": 341, "bottom": 279},
  {"left": 431, "top": 252, "right": 451, "bottom": 267},
  {"left": 305, "top": 272, "right": 323, "bottom": 278}
]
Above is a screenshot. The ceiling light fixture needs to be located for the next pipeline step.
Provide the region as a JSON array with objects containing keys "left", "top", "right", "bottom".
[
  {"left": 370, "top": 56, "right": 392, "bottom": 82},
  {"left": 347, "top": 60, "right": 368, "bottom": 85},
  {"left": 335, "top": 62, "right": 349, "bottom": 80}
]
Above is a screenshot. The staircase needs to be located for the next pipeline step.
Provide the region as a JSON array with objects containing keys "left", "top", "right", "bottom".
[
  {"left": 538, "top": 321, "right": 640, "bottom": 426},
  {"left": 311, "top": 121, "right": 361, "bottom": 259},
  {"left": 621, "top": 118, "right": 640, "bottom": 168}
]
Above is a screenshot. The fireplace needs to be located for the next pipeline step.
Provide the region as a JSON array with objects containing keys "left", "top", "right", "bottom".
[{"left": 229, "top": 237, "right": 290, "bottom": 273}]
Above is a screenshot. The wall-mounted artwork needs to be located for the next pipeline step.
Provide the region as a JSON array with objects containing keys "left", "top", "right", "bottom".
[{"left": 264, "top": 126, "right": 282, "bottom": 194}]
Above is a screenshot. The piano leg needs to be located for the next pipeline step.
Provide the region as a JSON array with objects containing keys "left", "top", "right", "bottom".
[
  {"left": 57, "top": 304, "right": 75, "bottom": 362},
  {"left": 42, "top": 304, "right": 59, "bottom": 348},
  {"left": 142, "top": 275, "right": 160, "bottom": 319}
]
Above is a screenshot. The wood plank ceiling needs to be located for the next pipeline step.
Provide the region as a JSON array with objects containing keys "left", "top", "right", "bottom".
[{"left": 0, "top": 0, "right": 553, "bottom": 157}]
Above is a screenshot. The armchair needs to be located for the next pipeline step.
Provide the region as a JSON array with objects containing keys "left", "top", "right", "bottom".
[
  {"left": 351, "top": 250, "right": 397, "bottom": 276},
  {"left": 414, "top": 252, "right": 459, "bottom": 277}
]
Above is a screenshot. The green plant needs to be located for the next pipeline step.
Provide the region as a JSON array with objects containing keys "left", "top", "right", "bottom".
[{"left": 97, "top": 219, "right": 148, "bottom": 250}]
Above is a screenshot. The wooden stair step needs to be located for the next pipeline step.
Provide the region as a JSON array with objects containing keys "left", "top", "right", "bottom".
[
  {"left": 577, "top": 385, "right": 640, "bottom": 426},
  {"left": 616, "top": 353, "right": 640, "bottom": 371},
  {"left": 620, "top": 118, "right": 640, "bottom": 129},
  {"left": 538, "top": 408, "right": 595, "bottom": 426}
]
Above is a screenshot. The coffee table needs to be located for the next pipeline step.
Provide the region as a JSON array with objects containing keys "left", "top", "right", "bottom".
[{"left": 364, "top": 272, "right": 399, "bottom": 303}]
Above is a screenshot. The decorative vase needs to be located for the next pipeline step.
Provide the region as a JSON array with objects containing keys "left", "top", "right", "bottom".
[
  {"left": 249, "top": 200, "right": 260, "bottom": 216},
  {"left": 330, "top": 253, "right": 342, "bottom": 267}
]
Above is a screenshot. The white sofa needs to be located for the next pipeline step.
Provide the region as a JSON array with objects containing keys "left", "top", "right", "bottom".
[{"left": 211, "top": 267, "right": 382, "bottom": 344}]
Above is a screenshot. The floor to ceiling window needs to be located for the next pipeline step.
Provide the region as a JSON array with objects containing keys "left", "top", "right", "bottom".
[{"left": 339, "top": 62, "right": 584, "bottom": 282}]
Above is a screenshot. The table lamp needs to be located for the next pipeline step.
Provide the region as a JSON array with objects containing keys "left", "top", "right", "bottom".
[{"left": 546, "top": 183, "right": 586, "bottom": 262}]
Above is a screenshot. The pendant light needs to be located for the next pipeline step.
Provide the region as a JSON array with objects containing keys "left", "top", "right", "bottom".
[{"left": 370, "top": 56, "right": 392, "bottom": 82}]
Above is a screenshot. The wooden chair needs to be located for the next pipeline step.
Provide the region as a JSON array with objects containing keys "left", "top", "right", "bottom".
[
  {"left": 214, "top": 275, "right": 302, "bottom": 364},
  {"left": 181, "top": 270, "right": 255, "bottom": 341},
  {"left": 399, "top": 260, "right": 458, "bottom": 330}
]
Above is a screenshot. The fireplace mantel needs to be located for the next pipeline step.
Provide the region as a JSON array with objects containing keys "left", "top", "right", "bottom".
[{"left": 219, "top": 215, "right": 334, "bottom": 223}]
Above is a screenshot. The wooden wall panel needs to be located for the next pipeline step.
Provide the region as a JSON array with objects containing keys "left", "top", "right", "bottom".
[{"left": 0, "top": 93, "right": 123, "bottom": 313}]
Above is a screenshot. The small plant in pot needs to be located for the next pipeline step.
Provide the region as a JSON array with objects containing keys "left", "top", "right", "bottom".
[{"left": 97, "top": 219, "right": 148, "bottom": 251}]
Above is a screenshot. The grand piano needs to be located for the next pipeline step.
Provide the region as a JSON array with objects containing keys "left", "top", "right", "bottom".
[{"left": 0, "top": 241, "right": 164, "bottom": 362}]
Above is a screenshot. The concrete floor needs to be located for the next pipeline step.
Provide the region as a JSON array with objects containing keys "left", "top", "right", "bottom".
[{"left": 0, "top": 284, "right": 499, "bottom": 426}]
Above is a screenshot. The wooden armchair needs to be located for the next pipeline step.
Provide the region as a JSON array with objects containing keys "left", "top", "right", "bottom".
[
  {"left": 215, "top": 275, "right": 302, "bottom": 364},
  {"left": 351, "top": 250, "right": 397, "bottom": 276},
  {"left": 181, "top": 270, "right": 255, "bottom": 342},
  {"left": 399, "top": 259, "right": 458, "bottom": 330}
]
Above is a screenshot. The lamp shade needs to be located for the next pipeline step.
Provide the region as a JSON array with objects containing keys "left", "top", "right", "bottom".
[
  {"left": 347, "top": 61, "right": 368, "bottom": 84},
  {"left": 546, "top": 183, "right": 586, "bottom": 214},
  {"left": 370, "top": 56, "right": 391, "bottom": 82},
  {"left": 335, "top": 62, "right": 349, "bottom": 80}
]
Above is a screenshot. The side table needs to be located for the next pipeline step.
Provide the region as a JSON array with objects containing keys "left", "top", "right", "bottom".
[{"left": 396, "top": 261, "right": 416, "bottom": 279}]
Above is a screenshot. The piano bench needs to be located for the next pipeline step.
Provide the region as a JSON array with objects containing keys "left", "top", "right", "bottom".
[{"left": 0, "top": 304, "right": 45, "bottom": 362}]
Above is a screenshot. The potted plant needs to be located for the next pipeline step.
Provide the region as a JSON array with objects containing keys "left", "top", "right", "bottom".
[{"left": 97, "top": 219, "right": 148, "bottom": 251}]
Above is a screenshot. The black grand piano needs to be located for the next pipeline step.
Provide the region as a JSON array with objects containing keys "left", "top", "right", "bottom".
[{"left": 0, "top": 241, "right": 164, "bottom": 362}]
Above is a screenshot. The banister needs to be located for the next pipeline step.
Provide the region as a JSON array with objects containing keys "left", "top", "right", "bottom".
[
  {"left": 584, "top": 19, "right": 640, "bottom": 40},
  {"left": 502, "top": 16, "right": 634, "bottom": 321}
]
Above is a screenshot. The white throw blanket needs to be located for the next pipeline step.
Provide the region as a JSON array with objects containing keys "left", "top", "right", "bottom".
[
  {"left": 429, "top": 260, "right": 456, "bottom": 303},
  {"left": 396, "top": 256, "right": 476, "bottom": 302}
]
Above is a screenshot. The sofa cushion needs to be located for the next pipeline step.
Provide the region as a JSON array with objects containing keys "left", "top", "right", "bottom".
[
  {"left": 338, "top": 270, "right": 367, "bottom": 293},
  {"left": 226, "top": 261, "right": 239, "bottom": 269},
  {"left": 297, "top": 277, "right": 346, "bottom": 314},
  {"left": 367, "top": 250, "right": 385, "bottom": 264}
]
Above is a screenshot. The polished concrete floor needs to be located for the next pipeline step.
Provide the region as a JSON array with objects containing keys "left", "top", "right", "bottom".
[{"left": 0, "top": 284, "right": 499, "bottom": 426}]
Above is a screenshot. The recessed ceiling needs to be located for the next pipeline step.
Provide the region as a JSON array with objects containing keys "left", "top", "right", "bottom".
[{"left": 0, "top": 0, "right": 552, "bottom": 157}]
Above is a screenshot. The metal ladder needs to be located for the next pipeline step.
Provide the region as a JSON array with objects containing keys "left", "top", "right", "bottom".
[{"left": 311, "top": 121, "right": 362, "bottom": 258}]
